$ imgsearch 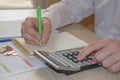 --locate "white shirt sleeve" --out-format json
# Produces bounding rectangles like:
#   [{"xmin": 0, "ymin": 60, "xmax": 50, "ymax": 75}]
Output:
[{"xmin": 42, "ymin": 0, "xmax": 94, "ymax": 30}]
